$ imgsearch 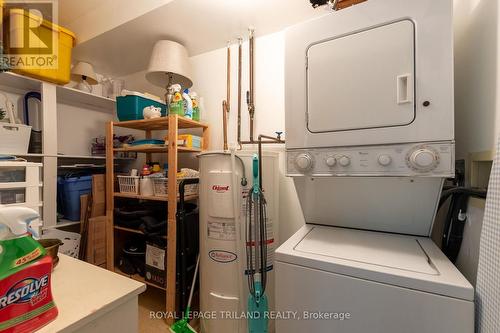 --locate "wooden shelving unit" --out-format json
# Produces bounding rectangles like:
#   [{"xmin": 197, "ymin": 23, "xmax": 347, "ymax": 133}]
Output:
[{"xmin": 105, "ymin": 115, "xmax": 209, "ymax": 324}]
